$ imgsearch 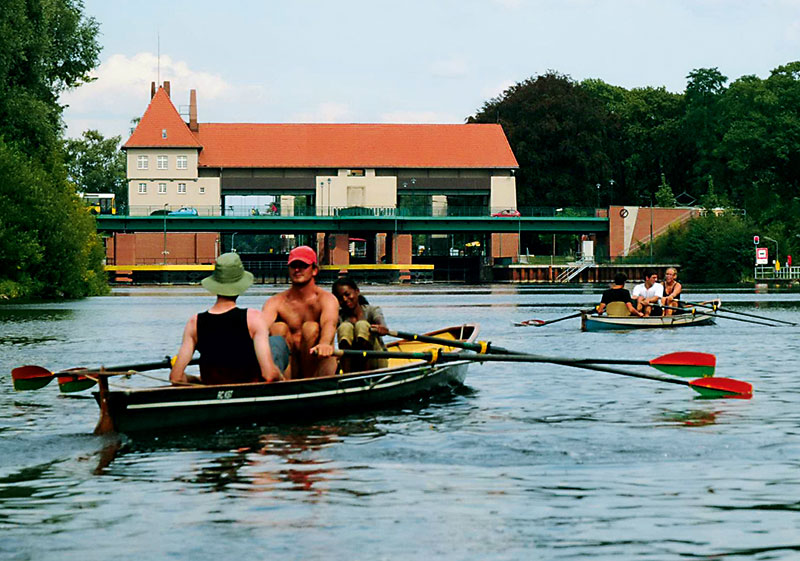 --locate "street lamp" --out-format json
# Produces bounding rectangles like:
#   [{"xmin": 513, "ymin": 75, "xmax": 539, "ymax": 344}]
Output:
[
  {"xmin": 763, "ymin": 235, "xmax": 779, "ymax": 266},
  {"xmin": 327, "ymin": 177, "xmax": 331, "ymax": 216},
  {"xmin": 231, "ymin": 232, "xmax": 237, "ymax": 253},
  {"xmin": 319, "ymin": 181, "xmax": 324, "ymax": 216},
  {"xmin": 596, "ymin": 183, "xmax": 601, "ymax": 208},
  {"xmin": 162, "ymin": 203, "xmax": 169, "ymax": 265}
]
